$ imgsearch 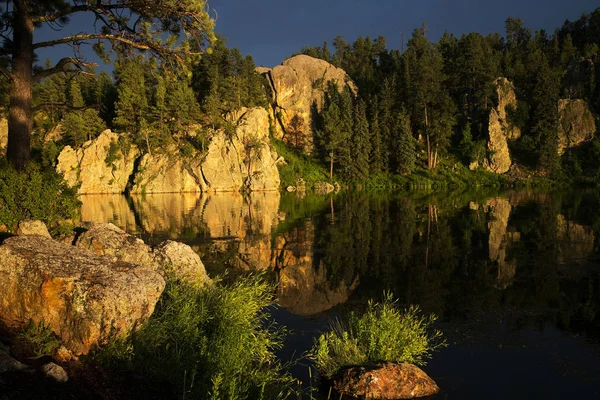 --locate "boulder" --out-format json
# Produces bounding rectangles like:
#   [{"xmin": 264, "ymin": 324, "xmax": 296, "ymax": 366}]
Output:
[
  {"xmin": 16, "ymin": 220, "xmax": 51, "ymax": 239},
  {"xmin": 314, "ymin": 181, "xmax": 334, "ymax": 194},
  {"xmin": 56, "ymin": 130, "xmax": 139, "ymax": 194},
  {"xmin": 259, "ymin": 55, "xmax": 357, "ymax": 151},
  {"xmin": 484, "ymin": 78, "xmax": 520, "ymax": 174},
  {"xmin": 201, "ymin": 107, "xmax": 280, "ymax": 192},
  {"xmin": 557, "ymin": 99, "xmax": 596, "ymax": 155},
  {"xmin": 0, "ymin": 341, "xmax": 32, "ymax": 374},
  {"xmin": 75, "ymin": 222, "xmax": 211, "ymax": 284},
  {"xmin": 129, "ymin": 151, "xmax": 205, "ymax": 194},
  {"xmin": 334, "ymin": 363, "xmax": 440, "ymax": 400},
  {"xmin": 40, "ymin": 362, "xmax": 69, "ymax": 383},
  {"xmin": 155, "ymin": 240, "xmax": 211, "ymax": 285},
  {"xmin": 0, "ymin": 235, "xmax": 165, "ymax": 355}
]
